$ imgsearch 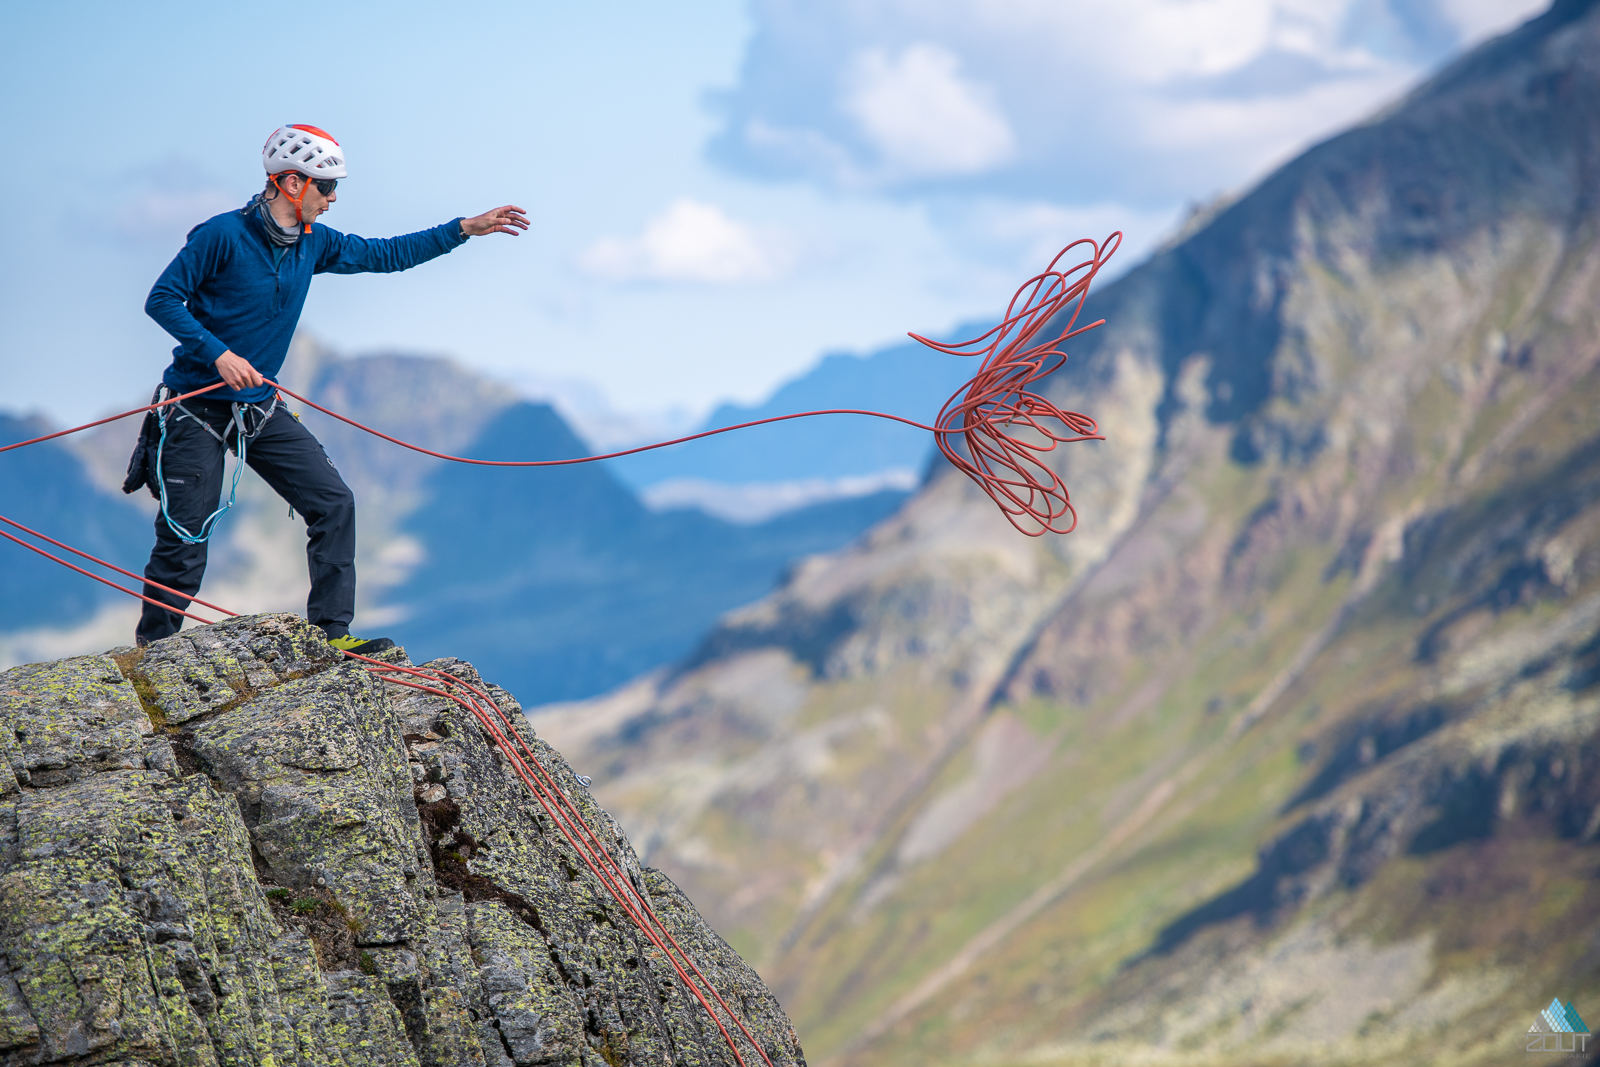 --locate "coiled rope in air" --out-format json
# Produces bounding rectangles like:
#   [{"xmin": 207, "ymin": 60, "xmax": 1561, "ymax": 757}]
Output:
[
  {"xmin": 263, "ymin": 232, "xmax": 1119, "ymax": 536},
  {"xmin": 919, "ymin": 233, "xmax": 1120, "ymax": 534},
  {"xmin": 0, "ymin": 234, "xmax": 1120, "ymax": 1064},
  {"xmin": 4, "ymin": 234, "xmax": 1116, "ymax": 543}
]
